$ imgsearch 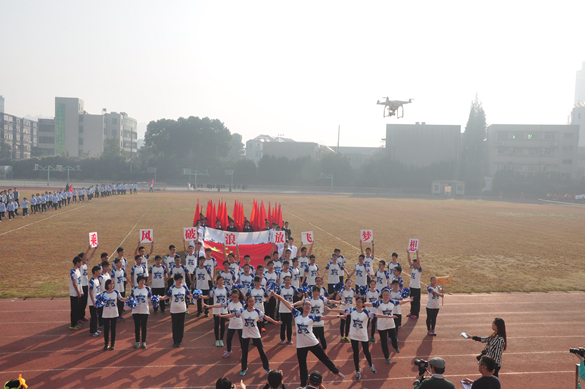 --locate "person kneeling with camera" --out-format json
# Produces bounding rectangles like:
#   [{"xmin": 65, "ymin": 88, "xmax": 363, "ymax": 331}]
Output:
[{"xmin": 413, "ymin": 357, "xmax": 455, "ymax": 389}]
